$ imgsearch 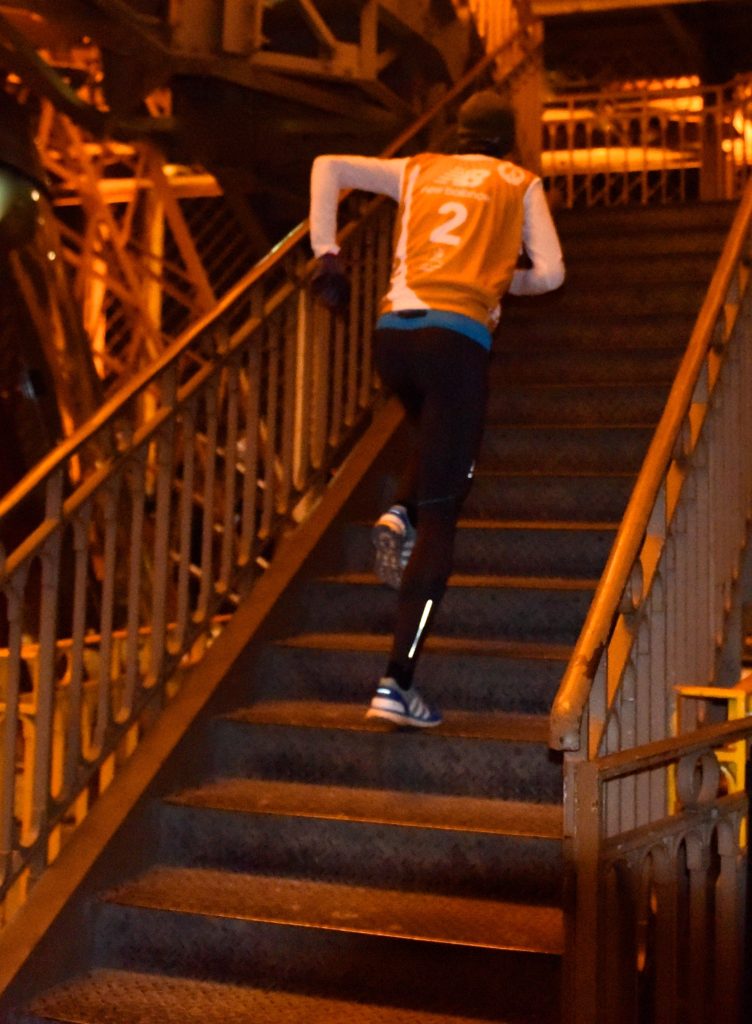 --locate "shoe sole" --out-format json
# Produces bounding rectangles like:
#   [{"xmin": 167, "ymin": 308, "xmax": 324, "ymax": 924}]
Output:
[
  {"xmin": 365, "ymin": 706, "xmax": 442, "ymax": 728},
  {"xmin": 371, "ymin": 524, "xmax": 405, "ymax": 590}
]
